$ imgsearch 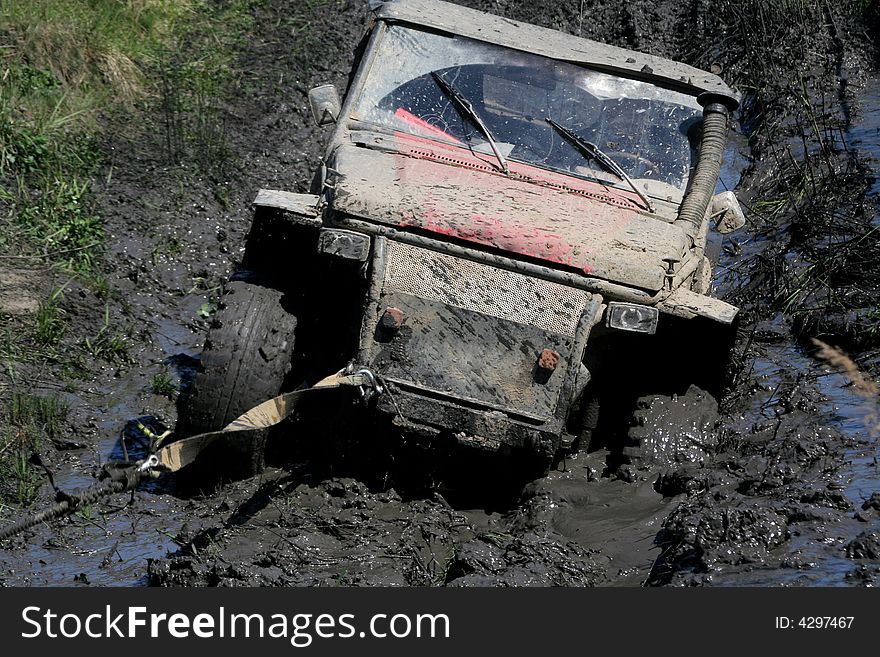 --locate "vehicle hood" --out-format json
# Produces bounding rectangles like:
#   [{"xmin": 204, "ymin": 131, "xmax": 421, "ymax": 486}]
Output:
[{"xmin": 330, "ymin": 138, "xmax": 690, "ymax": 291}]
